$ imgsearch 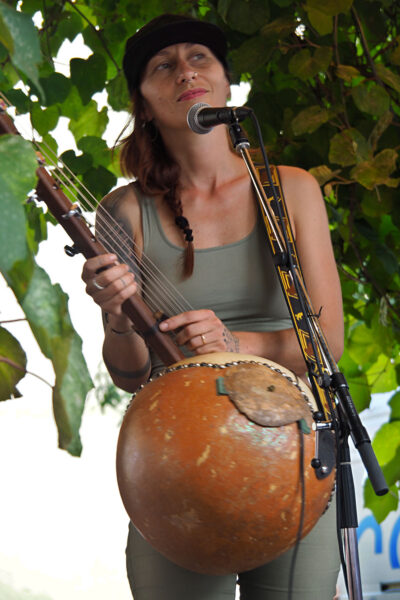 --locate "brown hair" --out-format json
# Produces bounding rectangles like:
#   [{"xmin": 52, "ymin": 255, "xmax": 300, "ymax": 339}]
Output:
[{"xmin": 119, "ymin": 90, "xmax": 194, "ymax": 278}]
